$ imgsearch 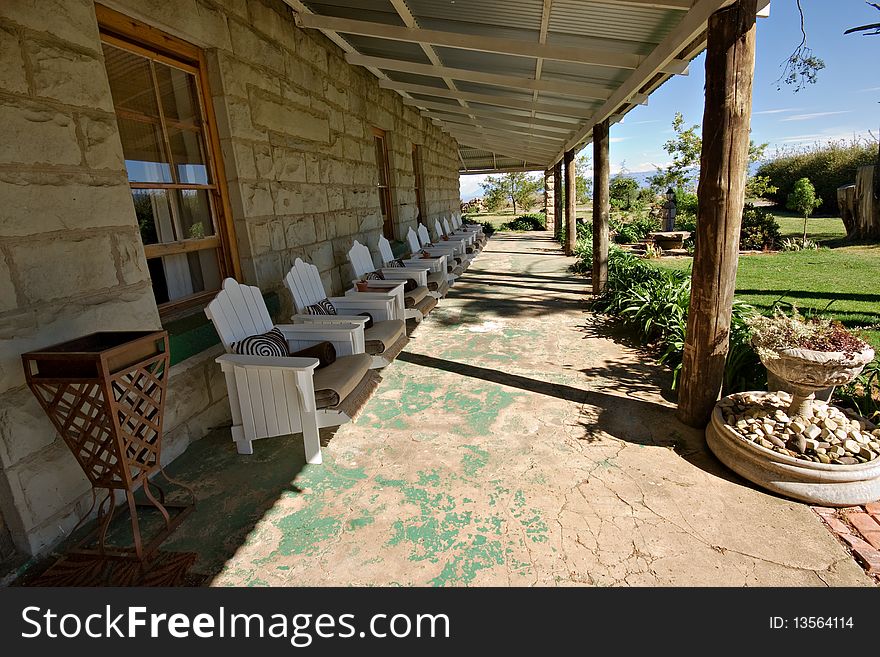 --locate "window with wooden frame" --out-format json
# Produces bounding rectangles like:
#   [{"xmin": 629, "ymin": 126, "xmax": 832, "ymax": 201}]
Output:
[
  {"xmin": 372, "ymin": 127, "xmax": 395, "ymax": 239},
  {"xmin": 97, "ymin": 5, "xmax": 238, "ymax": 314},
  {"xmin": 412, "ymin": 144, "xmax": 426, "ymax": 225}
]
